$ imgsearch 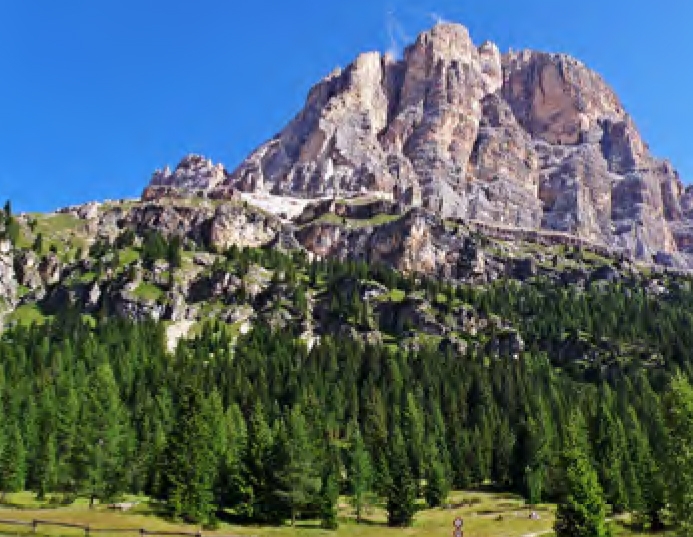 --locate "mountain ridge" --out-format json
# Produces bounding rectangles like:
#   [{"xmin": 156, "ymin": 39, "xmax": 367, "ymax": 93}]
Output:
[{"xmin": 143, "ymin": 22, "xmax": 693, "ymax": 268}]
